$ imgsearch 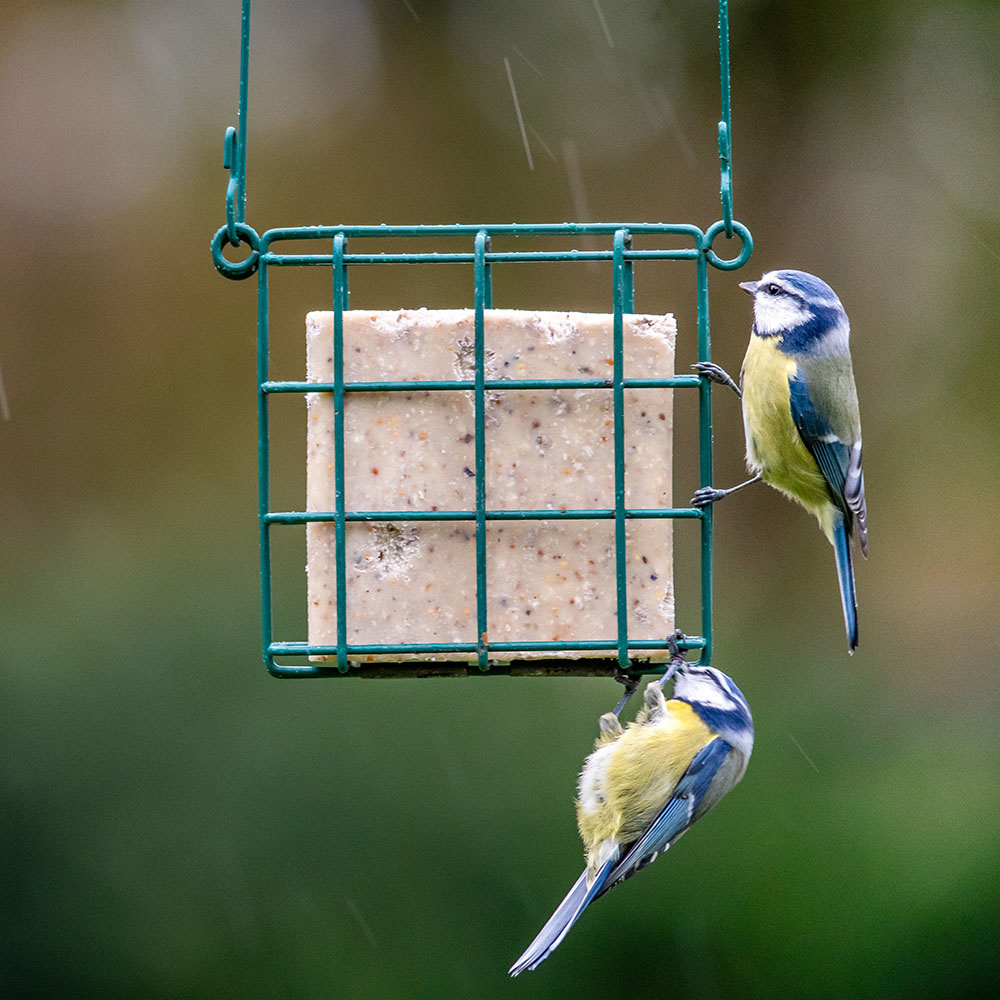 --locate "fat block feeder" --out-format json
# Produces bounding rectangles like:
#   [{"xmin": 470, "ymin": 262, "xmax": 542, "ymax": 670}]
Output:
[
  {"xmin": 211, "ymin": 0, "xmax": 754, "ymax": 679},
  {"xmin": 306, "ymin": 308, "xmax": 677, "ymax": 664}
]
